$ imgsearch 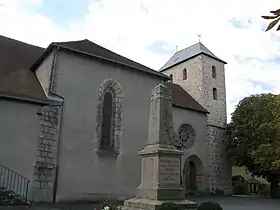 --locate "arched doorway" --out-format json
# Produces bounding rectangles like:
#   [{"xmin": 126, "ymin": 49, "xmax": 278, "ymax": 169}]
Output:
[
  {"xmin": 184, "ymin": 155, "xmax": 203, "ymax": 194},
  {"xmin": 186, "ymin": 161, "xmax": 196, "ymax": 191}
]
